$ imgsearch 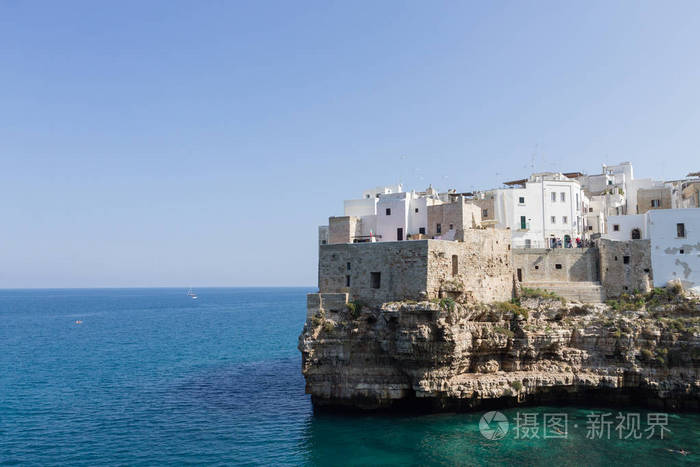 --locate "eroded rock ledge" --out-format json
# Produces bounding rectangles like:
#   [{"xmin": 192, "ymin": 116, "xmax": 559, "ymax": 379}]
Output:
[{"xmin": 298, "ymin": 291, "xmax": 700, "ymax": 411}]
